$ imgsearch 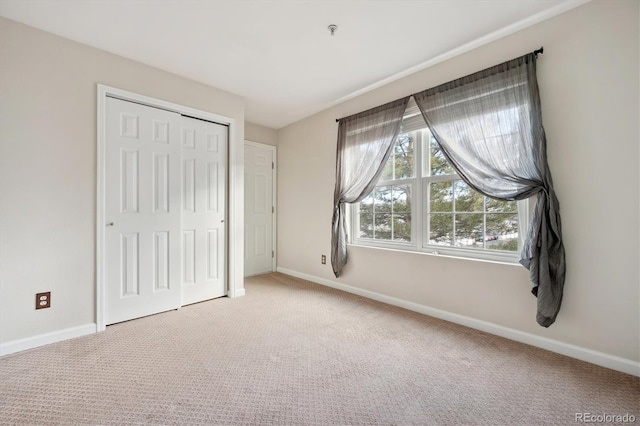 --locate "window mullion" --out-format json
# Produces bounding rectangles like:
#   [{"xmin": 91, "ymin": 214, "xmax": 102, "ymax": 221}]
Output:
[
  {"xmin": 452, "ymin": 181, "xmax": 456, "ymax": 247},
  {"xmin": 483, "ymin": 196, "xmax": 487, "ymax": 249},
  {"xmin": 391, "ymin": 185, "xmax": 395, "ymax": 241},
  {"xmin": 372, "ymin": 188, "xmax": 376, "ymax": 240},
  {"xmin": 423, "ymin": 177, "xmax": 430, "ymax": 249},
  {"xmin": 391, "ymin": 149, "xmax": 396, "ymax": 181},
  {"xmin": 414, "ymin": 130, "xmax": 423, "ymax": 248}
]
